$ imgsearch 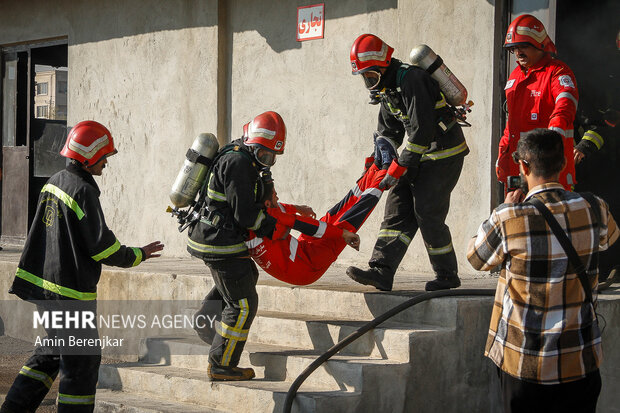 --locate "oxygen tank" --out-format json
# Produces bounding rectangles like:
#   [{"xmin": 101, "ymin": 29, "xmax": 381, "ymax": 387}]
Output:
[
  {"xmin": 409, "ymin": 44, "xmax": 468, "ymax": 107},
  {"xmin": 169, "ymin": 133, "xmax": 219, "ymax": 208}
]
